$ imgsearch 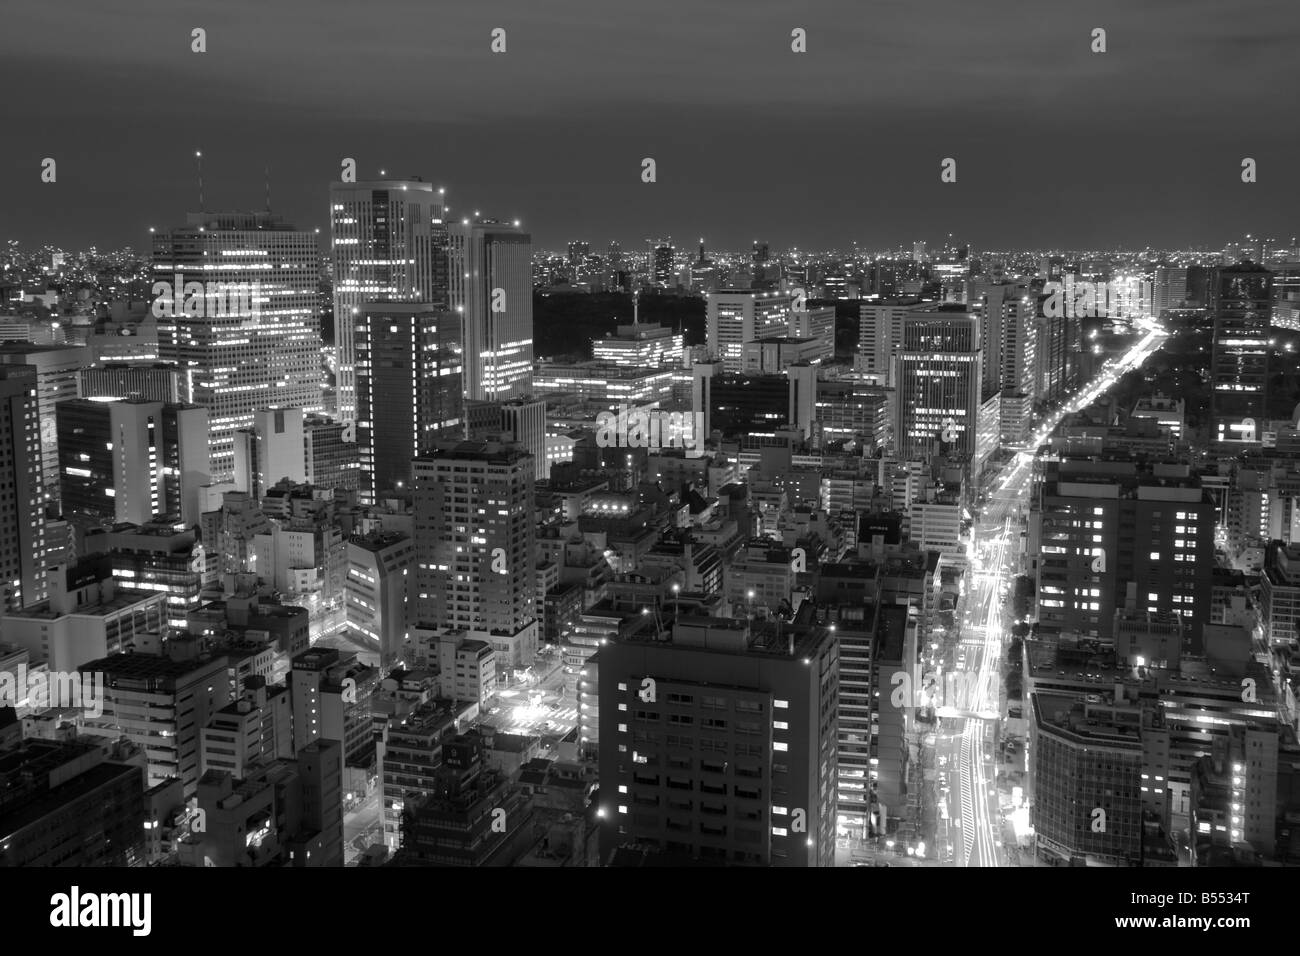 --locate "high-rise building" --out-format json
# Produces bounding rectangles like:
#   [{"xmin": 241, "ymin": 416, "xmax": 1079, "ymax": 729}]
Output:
[
  {"xmin": 706, "ymin": 290, "xmax": 792, "ymax": 372},
  {"xmin": 499, "ymin": 397, "xmax": 547, "ymax": 475},
  {"xmin": 893, "ymin": 309, "xmax": 982, "ymax": 459},
  {"xmin": 1209, "ymin": 264, "xmax": 1272, "ymax": 447},
  {"xmin": 346, "ymin": 530, "xmax": 415, "ymax": 670},
  {"xmin": 0, "ymin": 342, "xmax": 89, "ymax": 508},
  {"xmin": 1031, "ymin": 458, "xmax": 1217, "ymax": 646},
  {"xmin": 355, "ymin": 303, "xmax": 463, "ymax": 502},
  {"xmin": 449, "ymin": 219, "xmax": 533, "ymax": 402},
  {"xmin": 596, "ymin": 615, "xmax": 839, "ymax": 866},
  {"xmin": 153, "ymin": 212, "xmax": 324, "ymax": 483},
  {"xmin": 329, "ymin": 180, "xmax": 449, "ymax": 422},
  {"xmin": 232, "ymin": 406, "xmax": 307, "ymax": 501},
  {"xmin": 412, "ymin": 440, "xmax": 538, "ymax": 669},
  {"xmin": 79, "ymin": 363, "xmax": 181, "ymax": 403},
  {"xmin": 57, "ymin": 398, "xmax": 209, "ymax": 530},
  {"xmin": 304, "ymin": 413, "xmax": 360, "ymax": 492},
  {"xmin": 649, "ymin": 239, "xmax": 676, "ymax": 287},
  {"xmin": 969, "ymin": 279, "xmax": 1036, "ymax": 405},
  {"xmin": 0, "ymin": 365, "xmax": 46, "ymax": 612},
  {"xmin": 1153, "ymin": 266, "xmax": 1189, "ymax": 318},
  {"xmin": 857, "ymin": 299, "xmax": 924, "ymax": 385},
  {"xmin": 1261, "ymin": 541, "xmax": 1300, "ymax": 647},
  {"xmin": 1270, "ymin": 261, "xmax": 1300, "ymax": 330}
]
